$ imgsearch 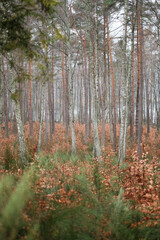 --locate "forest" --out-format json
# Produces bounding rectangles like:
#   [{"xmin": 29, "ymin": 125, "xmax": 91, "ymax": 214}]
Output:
[{"xmin": 0, "ymin": 0, "xmax": 160, "ymax": 239}]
